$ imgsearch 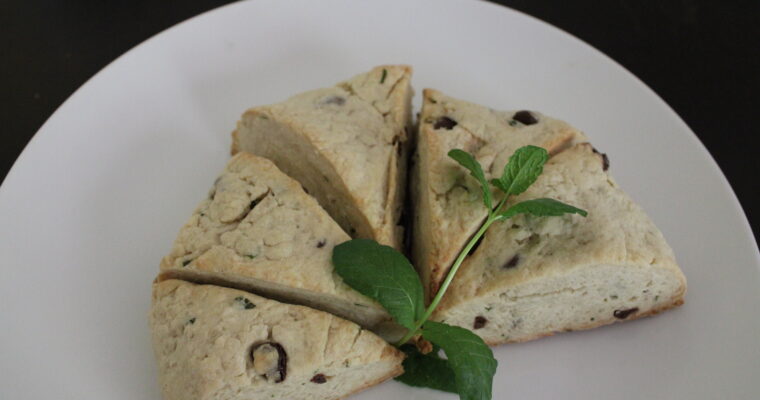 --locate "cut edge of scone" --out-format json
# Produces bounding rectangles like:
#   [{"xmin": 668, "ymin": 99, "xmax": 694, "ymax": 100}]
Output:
[
  {"xmin": 432, "ymin": 143, "xmax": 687, "ymax": 346},
  {"xmin": 159, "ymin": 152, "xmax": 403, "ymax": 342},
  {"xmin": 151, "ymin": 279, "xmax": 404, "ymax": 400},
  {"xmin": 231, "ymin": 65, "xmax": 414, "ymax": 250},
  {"xmin": 436, "ymin": 263, "xmax": 686, "ymax": 346},
  {"xmin": 412, "ymin": 88, "xmax": 588, "ymax": 301}
]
